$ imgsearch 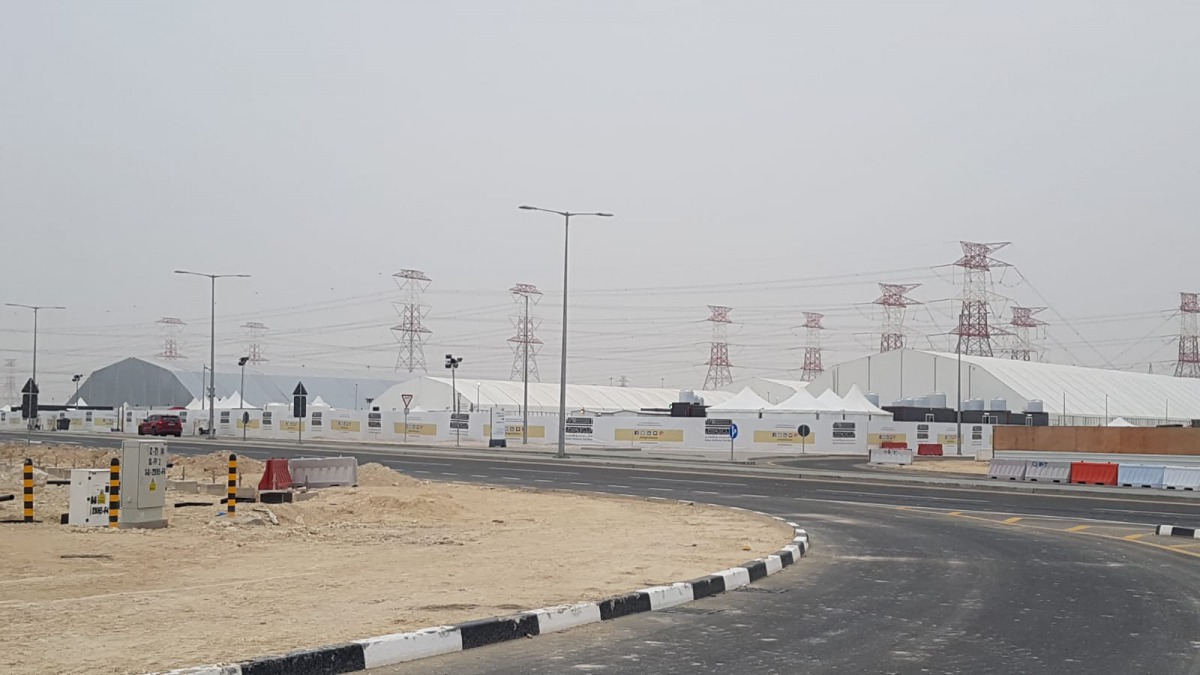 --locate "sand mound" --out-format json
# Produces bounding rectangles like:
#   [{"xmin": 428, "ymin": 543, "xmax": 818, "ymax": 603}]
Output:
[{"xmin": 358, "ymin": 462, "xmax": 423, "ymax": 487}]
